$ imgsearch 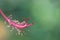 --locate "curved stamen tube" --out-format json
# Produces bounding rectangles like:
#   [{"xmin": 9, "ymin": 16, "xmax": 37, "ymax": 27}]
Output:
[{"xmin": 0, "ymin": 9, "xmax": 33, "ymax": 29}]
